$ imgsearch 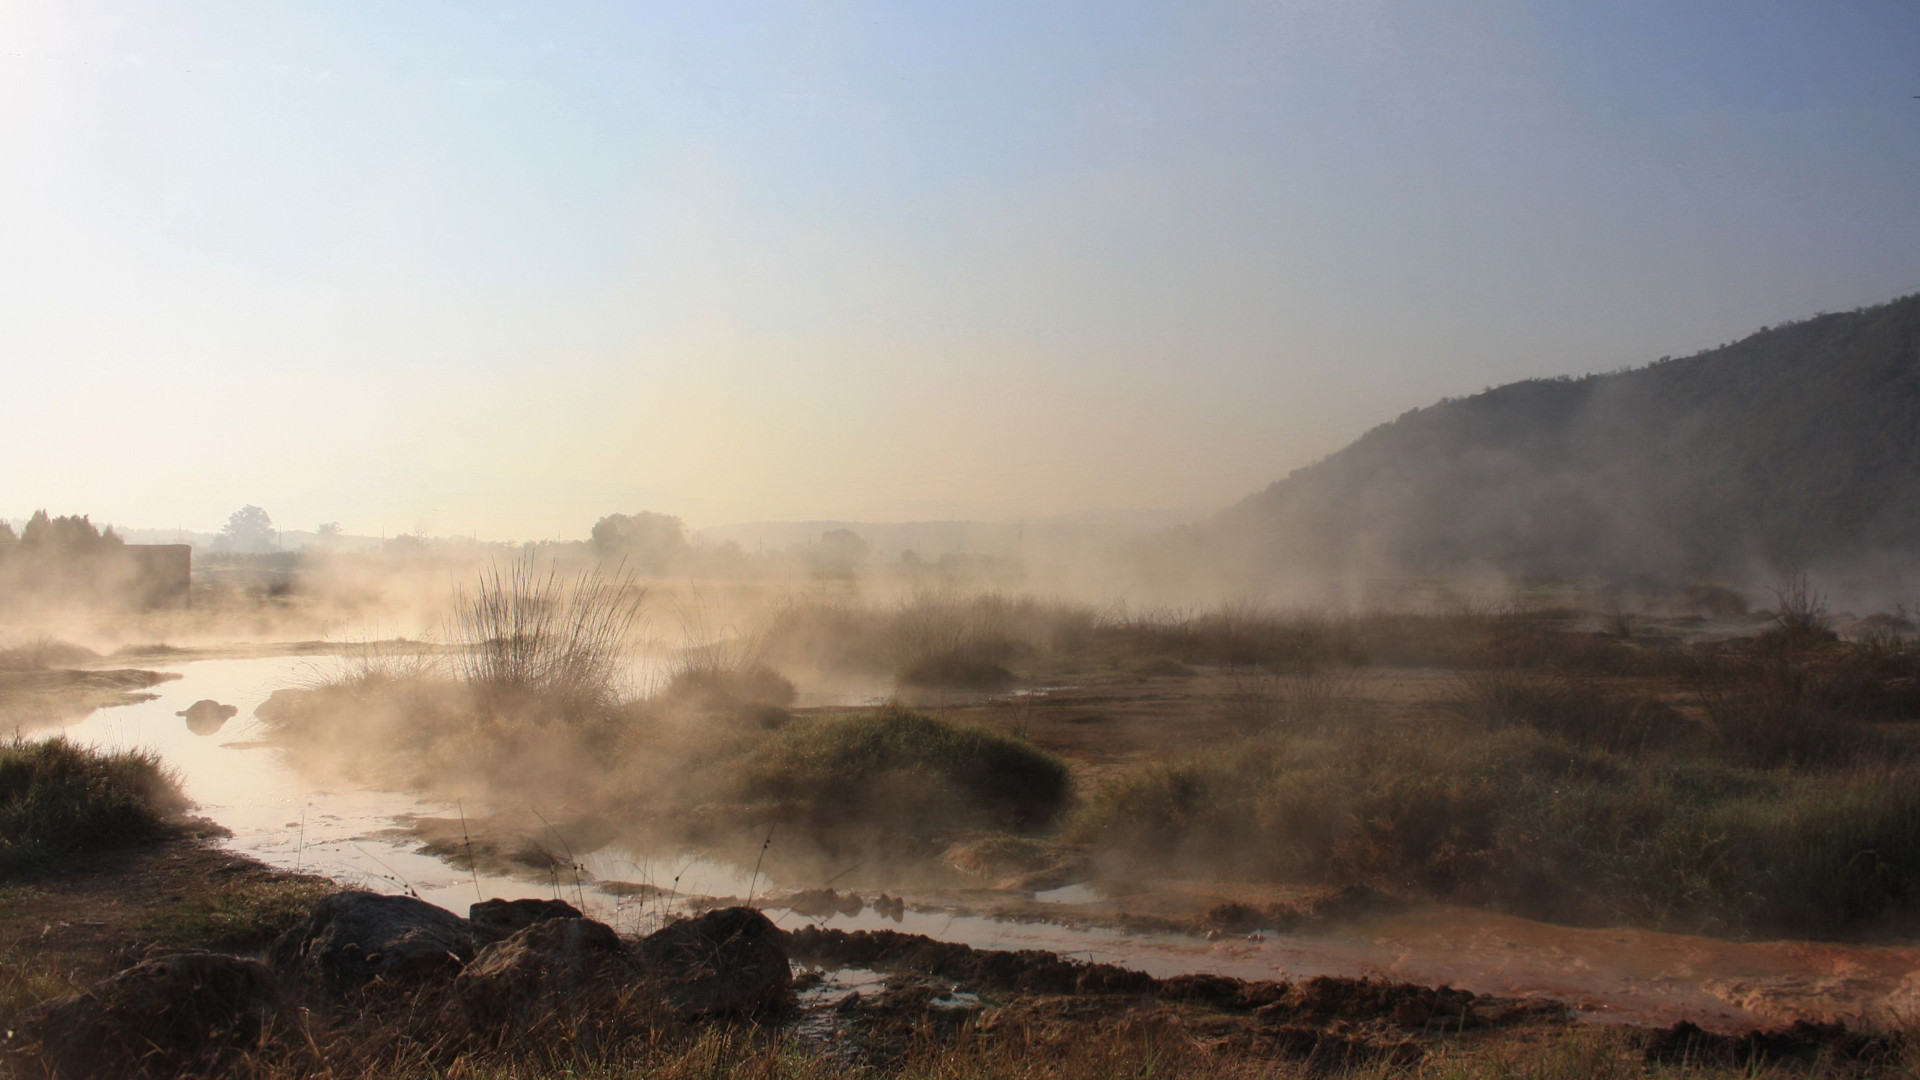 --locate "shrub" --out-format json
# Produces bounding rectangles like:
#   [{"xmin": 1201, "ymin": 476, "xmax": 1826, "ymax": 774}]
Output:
[
  {"xmin": 1757, "ymin": 570, "xmax": 1837, "ymax": 652},
  {"xmin": 898, "ymin": 650, "xmax": 1014, "ymax": 687},
  {"xmin": 0, "ymin": 737, "xmax": 189, "ymax": 874},
  {"xmin": 1696, "ymin": 657, "xmax": 1870, "ymax": 766},
  {"xmin": 660, "ymin": 664, "xmax": 797, "ymax": 727},
  {"xmin": 739, "ymin": 707, "xmax": 1072, "ymax": 841}
]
